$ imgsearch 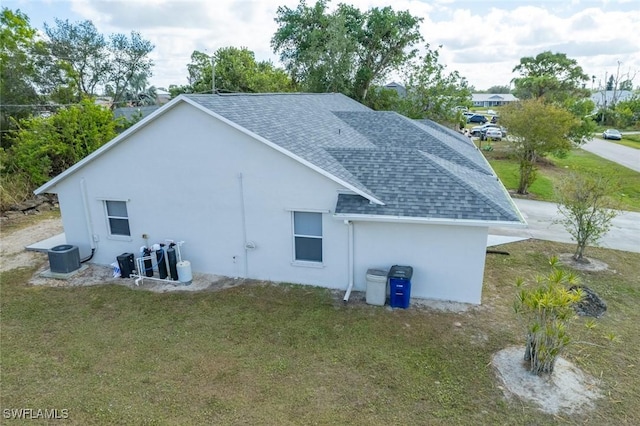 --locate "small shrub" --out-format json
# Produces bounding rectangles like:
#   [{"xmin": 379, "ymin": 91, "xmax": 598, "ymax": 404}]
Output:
[{"xmin": 514, "ymin": 257, "xmax": 582, "ymax": 375}]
